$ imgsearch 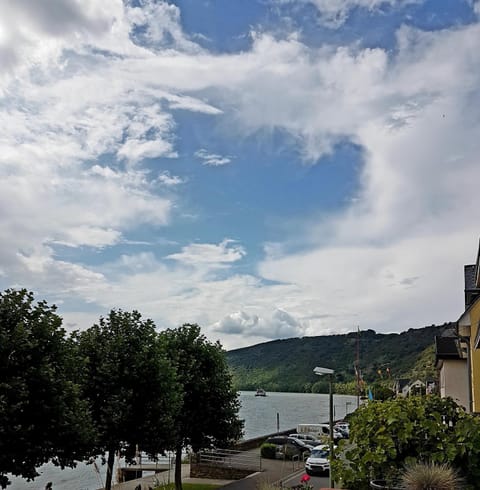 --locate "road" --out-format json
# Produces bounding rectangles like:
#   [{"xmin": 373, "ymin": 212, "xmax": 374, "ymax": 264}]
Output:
[{"xmin": 280, "ymin": 469, "xmax": 330, "ymax": 489}]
